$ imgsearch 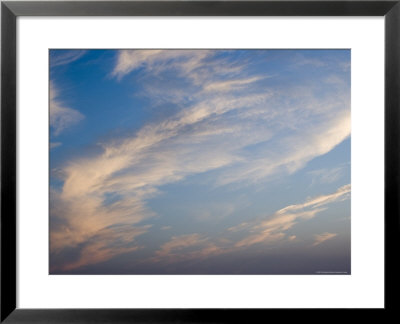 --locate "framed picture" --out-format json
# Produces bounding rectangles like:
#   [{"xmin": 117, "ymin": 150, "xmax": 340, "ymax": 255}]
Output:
[{"xmin": 1, "ymin": 0, "xmax": 399, "ymax": 322}]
